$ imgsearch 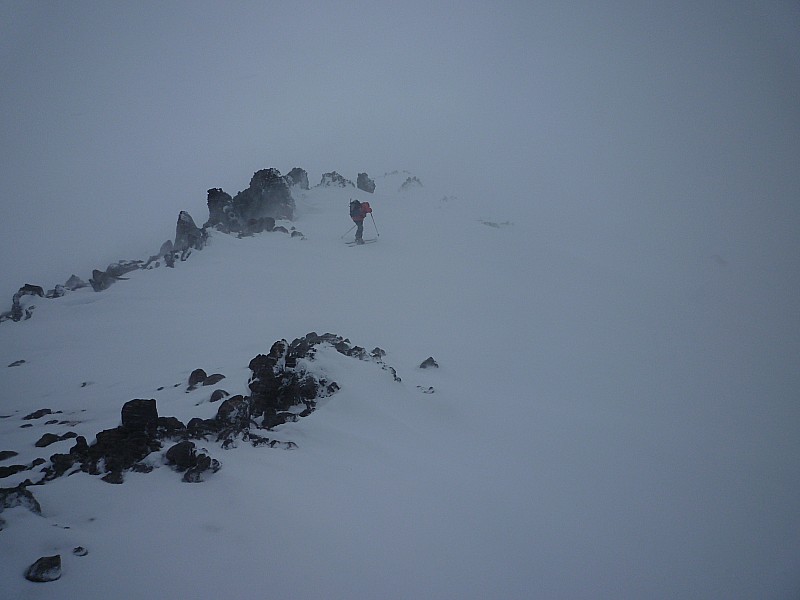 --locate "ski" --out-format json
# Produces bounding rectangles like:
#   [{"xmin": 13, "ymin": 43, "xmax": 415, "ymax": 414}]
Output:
[{"xmin": 345, "ymin": 238, "xmax": 378, "ymax": 246}]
